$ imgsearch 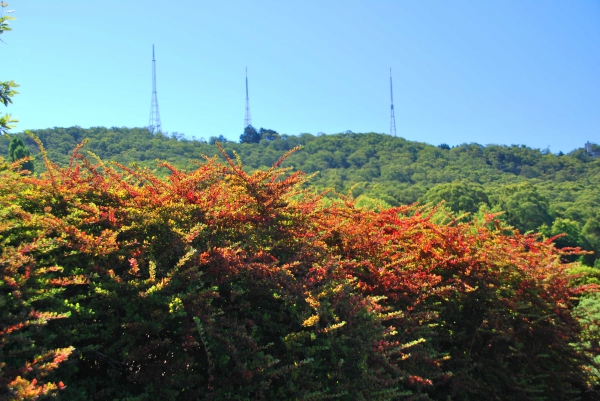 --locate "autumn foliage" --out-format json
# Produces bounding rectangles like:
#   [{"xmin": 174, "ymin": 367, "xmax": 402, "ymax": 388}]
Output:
[{"xmin": 0, "ymin": 139, "xmax": 598, "ymax": 400}]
